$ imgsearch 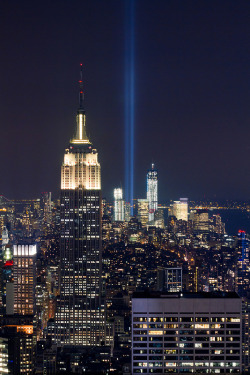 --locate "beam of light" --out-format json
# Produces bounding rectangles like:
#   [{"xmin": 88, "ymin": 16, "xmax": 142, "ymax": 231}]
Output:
[{"xmin": 125, "ymin": 0, "xmax": 135, "ymax": 215}]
